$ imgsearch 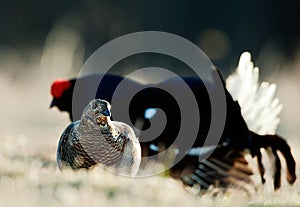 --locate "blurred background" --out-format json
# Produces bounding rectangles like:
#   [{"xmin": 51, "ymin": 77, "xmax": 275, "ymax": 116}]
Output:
[
  {"xmin": 0, "ymin": 0, "xmax": 300, "ymax": 206},
  {"xmin": 2, "ymin": 0, "xmax": 300, "ymax": 70},
  {"xmin": 1, "ymin": 0, "xmax": 300, "ymax": 148}
]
